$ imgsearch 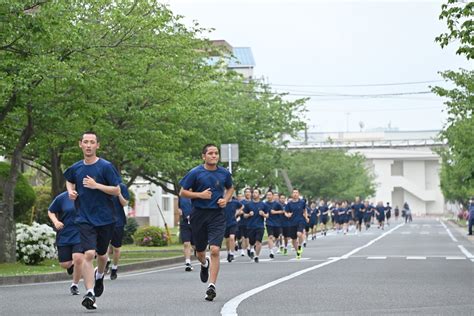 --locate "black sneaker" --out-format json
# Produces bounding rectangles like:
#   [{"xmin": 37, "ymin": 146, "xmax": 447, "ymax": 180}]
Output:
[
  {"xmin": 67, "ymin": 264, "xmax": 74, "ymax": 275},
  {"xmin": 104, "ymin": 260, "xmax": 111, "ymax": 275},
  {"xmin": 227, "ymin": 253, "xmax": 232, "ymax": 262},
  {"xmin": 70, "ymin": 285, "xmax": 80, "ymax": 295},
  {"xmin": 269, "ymin": 253, "xmax": 274, "ymax": 259},
  {"xmin": 254, "ymin": 257, "xmax": 259, "ymax": 263},
  {"xmin": 81, "ymin": 292, "xmax": 97, "ymax": 310},
  {"xmin": 185, "ymin": 263, "xmax": 193, "ymax": 272},
  {"xmin": 94, "ymin": 269, "xmax": 105, "ymax": 297},
  {"xmin": 110, "ymin": 268, "xmax": 118, "ymax": 280},
  {"xmin": 229, "ymin": 253, "xmax": 234, "ymax": 262},
  {"xmin": 249, "ymin": 251, "xmax": 255, "ymax": 260},
  {"xmin": 205, "ymin": 284, "xmax": 216, "ymax": 301},
  {"xmin": 200, "ymin": 258, "xmax": 209, "ymax": 283},
  {"xmin": 247, "ymin": 249, "xmax": 251, "ymax": 257}
]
